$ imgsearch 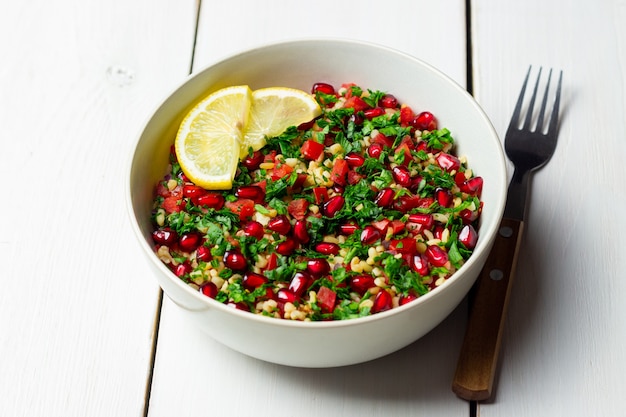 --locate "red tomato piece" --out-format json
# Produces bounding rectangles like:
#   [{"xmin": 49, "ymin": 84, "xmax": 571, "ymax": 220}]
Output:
[
  {"xmin": 301, "ymin": 139, "xmax": 325, "ymax": 161},
  {"xmin": 317, "ymin": 286, "xmax": 337, "ymax": 314},
  {"xmin": 225, "ymin": 199, "xmax": 255, "ymax": 221},
  {"xmin": 389, "ymin": 237, "xmax": 418, "ymax": 254},
  {"xmin": 400, "ymin": 105, "xmax": 415, "ymax": 125},
  {"xmin": 271, "ymin": 163, "xmax": 293, "ymax": 181},
  {"xmin": 394, "ymin": 142, "xmax": 412, "ymax": 165},
  {"xmin": 312, "ymin": 187, "xmax": 329, "ymax": 205},
  {"xmin": 330, "ymin": 158, "xmax": 349, "ymax": 186},
  {"xmin": 265, "ymin": 253, "xmax": 278, "ymax": 271},
  {"xmin": 343, "ymin": 96, "xmax": 369, "ymax": 112},
  {"xmin": 162, "ymin": 196, "xmax": 184, "ymax": 213},
  {"xmin": 287, "ymin": 198, "xmax": 309, "ymax": 221}
]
